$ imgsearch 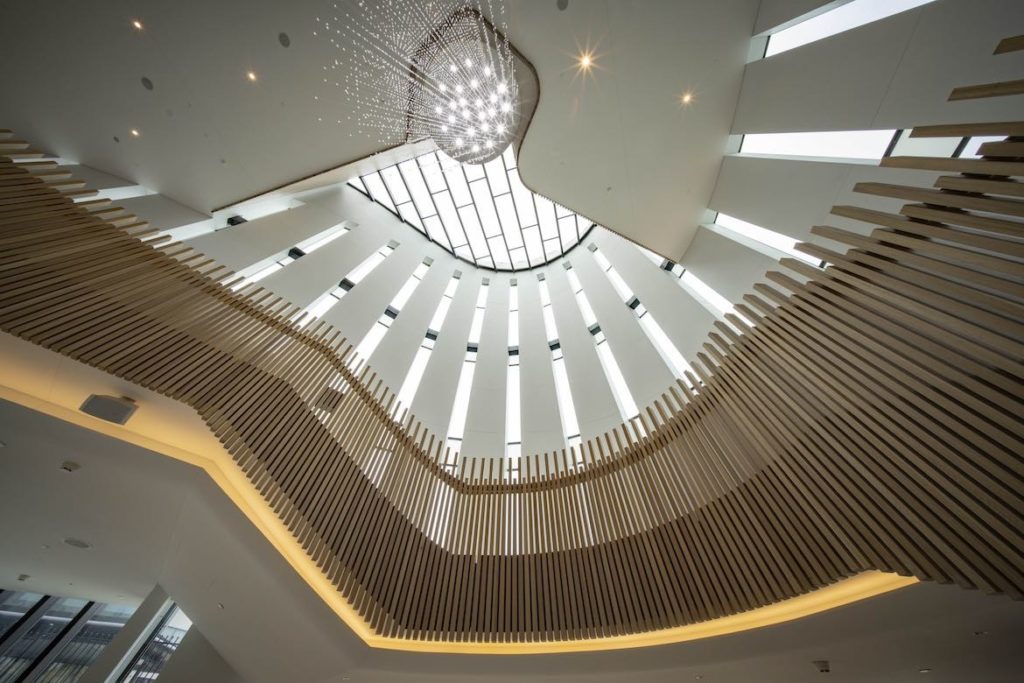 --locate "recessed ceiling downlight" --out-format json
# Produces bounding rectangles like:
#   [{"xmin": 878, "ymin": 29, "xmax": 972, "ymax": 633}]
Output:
[
  {"xmin": 278, "ymin": 32, "xmax": 290, "ymax": 47},
  {"xmin": 141, "ymin": 76, "xmax": 154, "ymax": 90},
  {"xmin": 63, "ymin": 537, "xmax": 92, "ymax": 549}
]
